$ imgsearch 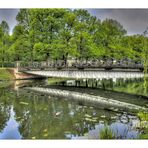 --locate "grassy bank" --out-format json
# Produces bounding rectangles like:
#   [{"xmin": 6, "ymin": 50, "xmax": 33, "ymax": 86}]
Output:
[{"xmin": 0, "ymin": 68, "xmax": 14, "ymax": 81}]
